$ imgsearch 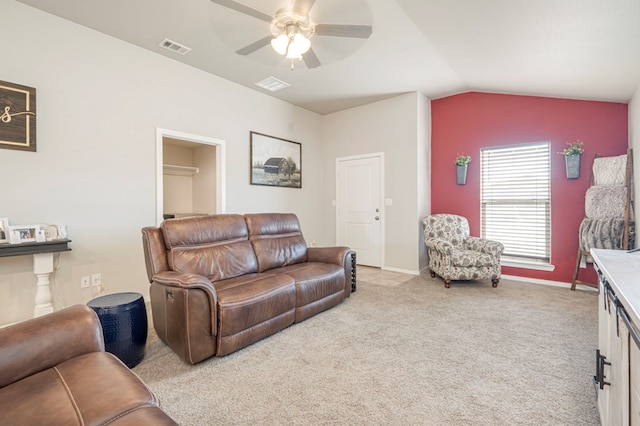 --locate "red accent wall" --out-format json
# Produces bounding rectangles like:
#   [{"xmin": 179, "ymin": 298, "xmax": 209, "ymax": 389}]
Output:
[{"xmin": 431, "ymin": 92, "xmax": 628, "ymax": 285}]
